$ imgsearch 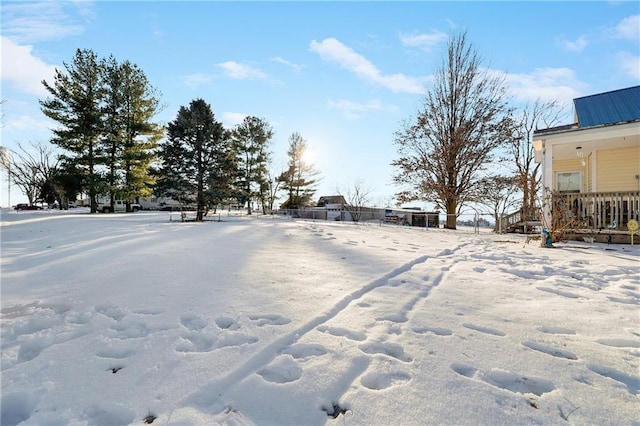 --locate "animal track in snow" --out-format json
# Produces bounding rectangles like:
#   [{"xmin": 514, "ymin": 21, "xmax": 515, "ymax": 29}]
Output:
[
  {"xmin": 216, "ymin": 333, "xmax": 258, "ymax": 349},
  {"xmin": 175, "ymin": 332, "xmax": 215, "ymax": 353},
  {"xmin": 316, "ymin": 325, "xmax": 366, "ymax": 341},
  {"xmin": 536, "ymin": 287, "xmax": 581, "ymax": 299},
  {"xmin": 96, "ymin": 346, "xmax": 136, "ymax": 359},
  {"xmin": 0, "ymin": 391, "xmax": 40, "ymax": 426},
  {"xmin": 596, "ymin": 338, "xmax": 640, "ymax": 348},
  {"xmin": 94, "ymin": 304, "xmax": 126, "ymax": 321},
  {"xmin": 376, "ymin": 313, "xmax": 408, "ymax": 323},
  {"xmin": 462, "ymin": 323, "xmax": 506, "ymax": 337},
  {"xmin": 522, "ymin": 341, "xmax": 578, "ymax": 360},
  {"xmin": 81, "ymin": 402, "xmax": 136, "ymax": 426},
  {"xmin": 257, "ymin": 356, "xmax": 302, "ymax": 384},
  {"xmin": 358, "ymin": 341, "xmax": 412, "ymax": 362},
  {"xmin": 412, "ymin": 326, "xmax": 453, "ymax": 336},
  {"xmin": 180, "ymin": 314, "xmax": 208, "ymax": 331},
  {"xmin": 282, "ymin": 343, "xmax": 328, "ymax": 359},
  {"xmin": 248, "ymin": 314, "xmax": 291, "ymax": 326},
  {"xmin": 587, "ymin": 363, "xmax": 639, "ymax": 394},
  {"xmin": 360, "ymin": 371, "xmax": 411, "ymax": 390},
  {"xmin": 536, "ymin": 326, "xmax": 576, "ymax": 335},
  {"xmin": 450, "ymin": 363, "xmax": 555, "ymax": 396},
  {"xmin": 607, "ymin": 296, "xmax": 639, "ymax": 305},
  {"xmin": 215, "ymin": 316, "xmax": 240, "ymax": 330}
]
